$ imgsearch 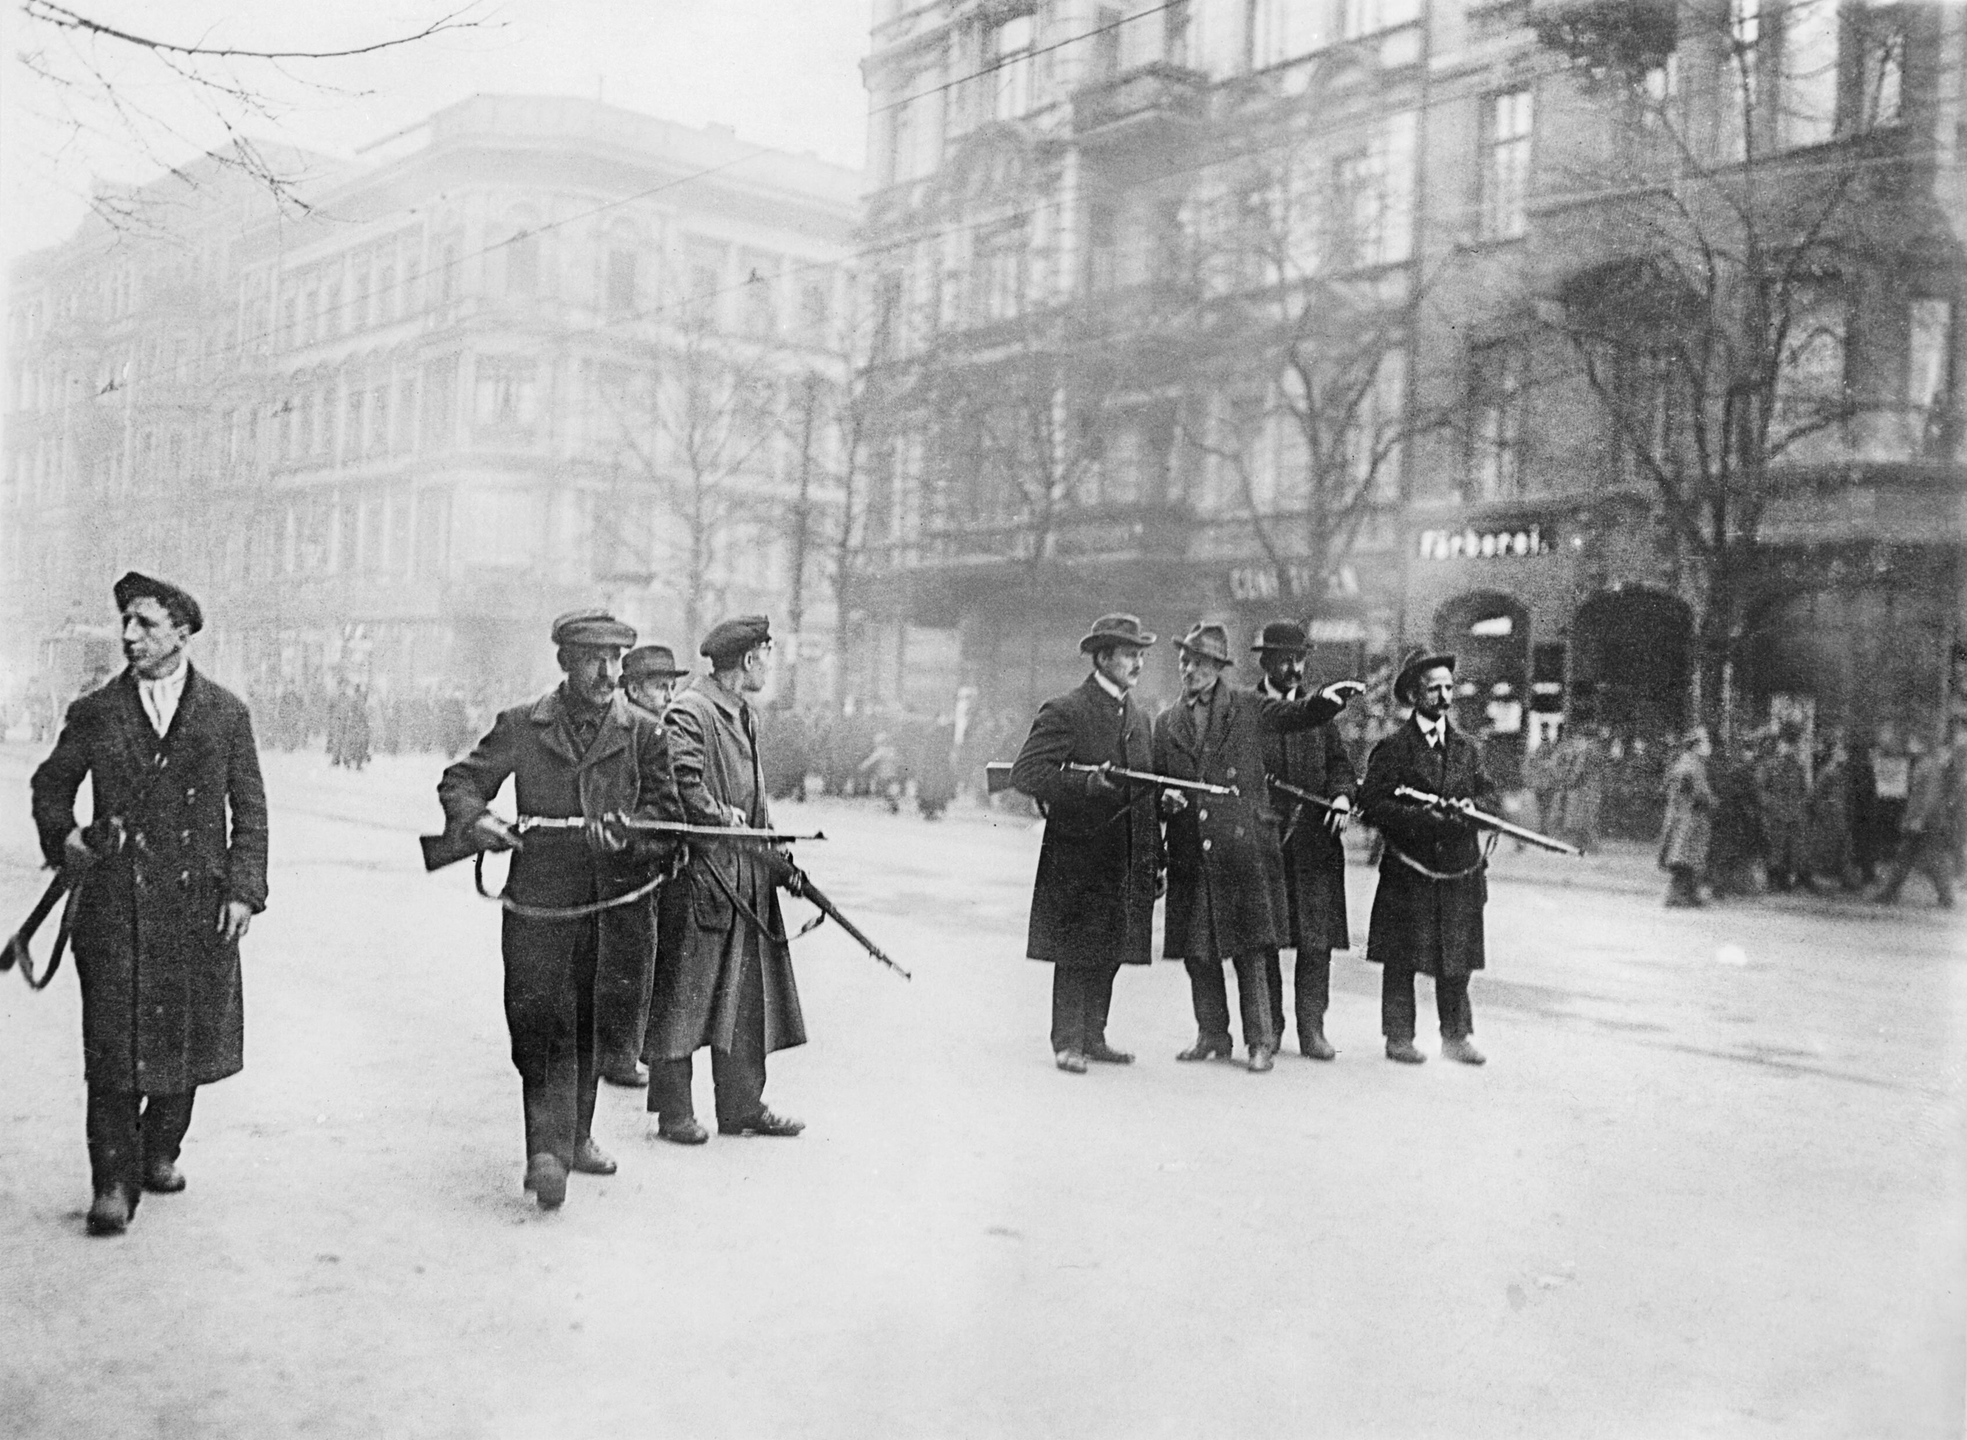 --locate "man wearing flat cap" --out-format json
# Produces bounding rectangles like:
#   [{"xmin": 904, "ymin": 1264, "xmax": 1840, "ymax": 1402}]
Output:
[
  {"xmin": 1358, "ymin": 649, "xmax": 1499, "ymax": 1065},
  {"xmin": 1252, "ymin": 620, "xmax": 1359, "ymax": 1060},
  {"xmin": 1152, "ymin": 622, "xmax": 1362, "ymax": 1072},
  {"xmin": 31, "ymin": 572, "xmax": 268, "ymax": 1236},
  {"xmin": 1010, "ymin": 614, "xmax": 1163, "ymax": 1073},
  {"xmin": 438, "ymin": 608, "xmax": 684, "ymax": 1208},
  {"xmin": 646, "ymin": 614, "xmax": 807, "ymax": 1142}
]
